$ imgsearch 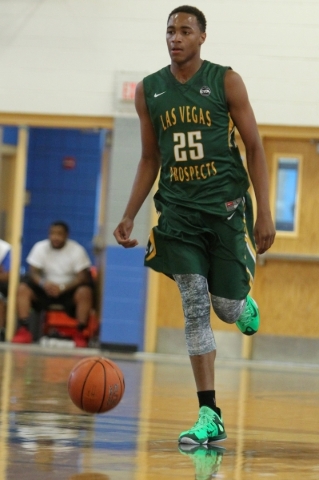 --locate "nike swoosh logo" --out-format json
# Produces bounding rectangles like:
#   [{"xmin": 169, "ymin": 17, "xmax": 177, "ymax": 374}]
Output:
[{"xmin": 154, "ymin": 91, "xmax": 166, "ymax": 98}]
